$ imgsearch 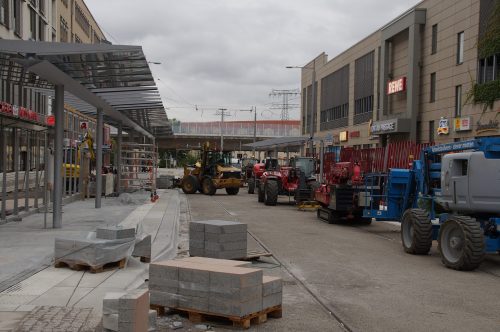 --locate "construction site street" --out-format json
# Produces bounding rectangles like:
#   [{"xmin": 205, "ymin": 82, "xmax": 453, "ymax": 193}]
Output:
[{"xmin": 186, "ymin": 190, "xmax": 500, "ymax": 332}]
